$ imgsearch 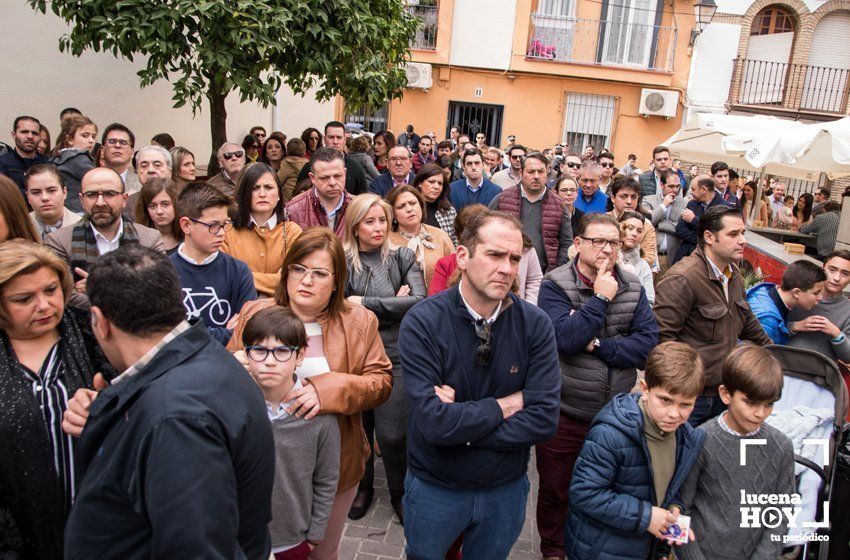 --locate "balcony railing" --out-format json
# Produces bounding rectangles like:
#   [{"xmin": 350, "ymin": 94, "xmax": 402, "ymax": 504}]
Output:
[
  {"xmin": 407, "ymin": 3, "xmax": 438, "ymax": 51},
  {"xmin": 527, "ymin": 13, "xmax": 677, "ymax": 72},
  {"xmin": 730, "ymin": 58, "xmax": 850, "ymax": 115}
]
